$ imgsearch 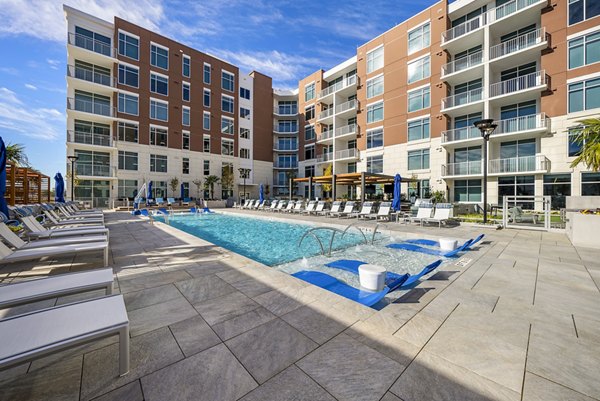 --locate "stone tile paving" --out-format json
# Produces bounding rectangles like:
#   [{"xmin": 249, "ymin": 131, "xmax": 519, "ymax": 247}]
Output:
[{"xmin": 0, "ymin": 210, "xmax": 599, "ymax": 401}]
